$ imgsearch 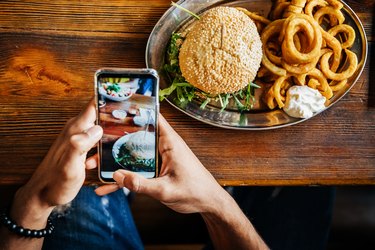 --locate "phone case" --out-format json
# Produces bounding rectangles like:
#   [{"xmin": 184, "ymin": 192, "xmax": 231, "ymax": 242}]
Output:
[{"xmin": 95, "ymin": 68, "xmax": 159, "ymax": 183}]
